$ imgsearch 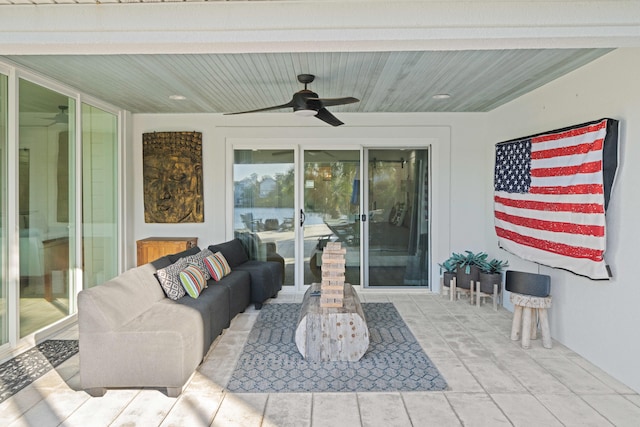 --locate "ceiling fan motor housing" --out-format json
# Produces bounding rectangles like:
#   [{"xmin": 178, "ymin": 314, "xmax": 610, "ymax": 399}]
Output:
[{"xmin": 293, "ymin": 90, "xmax": 321, "ymax": 112}]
